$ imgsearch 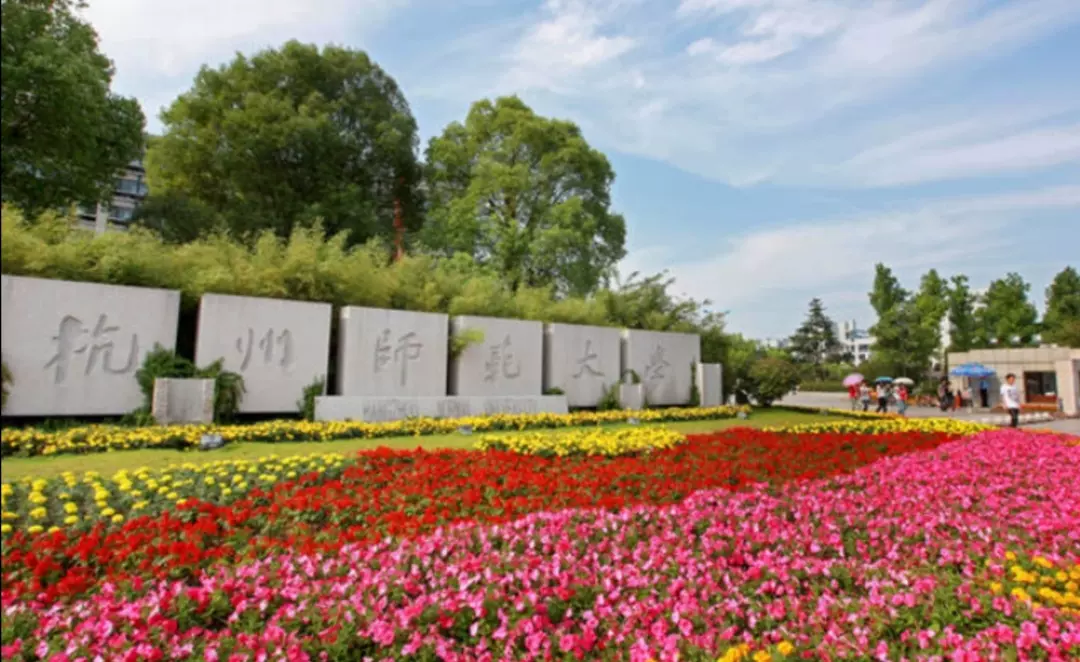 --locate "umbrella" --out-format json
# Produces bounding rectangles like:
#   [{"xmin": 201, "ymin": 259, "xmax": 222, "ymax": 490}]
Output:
[
  {"xmin": 842, "ymin": 373, "xmax": 864, "ymax": 387},
  {"xmin": 875, "ymin": 376, "xmax": 893, "ymax": 383},
  {"xmin": 950, "ymin": 363, "xmax": 995, "ymax": 378},
  {"xmin": 894, "ymin": 377, "xmax": 915, "ymax": 386}
]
